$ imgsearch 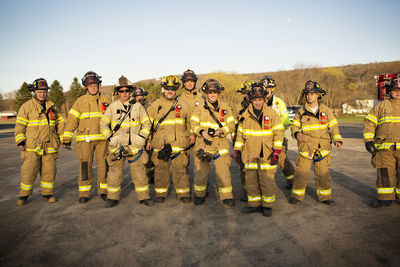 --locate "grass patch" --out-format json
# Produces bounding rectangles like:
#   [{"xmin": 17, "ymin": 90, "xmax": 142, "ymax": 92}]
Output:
[{"xmin": 337, "ymin": 114, "xmax": 365, "ymax": 122}]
